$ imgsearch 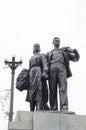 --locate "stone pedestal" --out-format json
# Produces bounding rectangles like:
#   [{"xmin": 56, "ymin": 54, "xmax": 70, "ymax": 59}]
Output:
[
  {"xmin": 8, "ymin": 111, "xmax": 33, "ymax": 130},
  {"xmin": 8, "ymin": 111, "xmax": 86, "ymax": 130}
]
